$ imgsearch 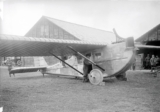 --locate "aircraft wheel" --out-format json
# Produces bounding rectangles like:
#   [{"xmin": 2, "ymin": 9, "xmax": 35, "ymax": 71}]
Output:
[
  {"xmin": 17, "ymin": 60, "xmax": 22, "ymax": 66},
  {"xmin": 88, "ymin": 69, "xmax": 103, "ymax": 85}
]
